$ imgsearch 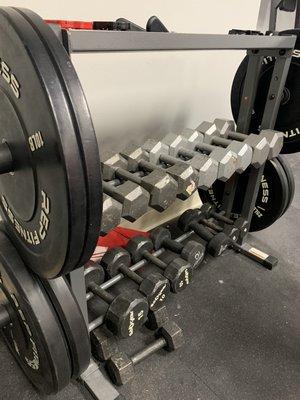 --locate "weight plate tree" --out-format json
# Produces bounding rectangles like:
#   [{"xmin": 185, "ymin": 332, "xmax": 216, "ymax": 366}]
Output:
[
  {"xmin": 0, "ymin": 7, "xmax": 102, "ymax": 278},
  {"xmin": 42, "ymin": 277, "xmax": 90, "ymax": 379},
  {"xmin": 0, "ymin": 228, "xmax": 72, "ymax": 394},
  {"xmin": 199, "ymin": 157, "xmax": 294, "ymax": 231},
  {"xmin": 231, "ymin": 29, "xmax": 300, "ymax": 154}
]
